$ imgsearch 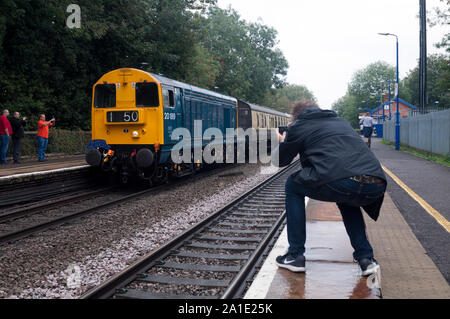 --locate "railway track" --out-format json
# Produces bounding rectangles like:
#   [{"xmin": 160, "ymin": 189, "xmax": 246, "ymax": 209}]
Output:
[
  {"xmin": 81, "ymin": 160, "xmax": 301, "ymax": 299},
  {"xmin": 0, "ymin": 186, "xmax": 117, "ymax": 223},
  {"xmin": 0, "ymin": 164, "xmax": 241, "ymax": 245},
  {"xmin": 0, "ymin": 167, "xmax": 97, "ymax": 208}
]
